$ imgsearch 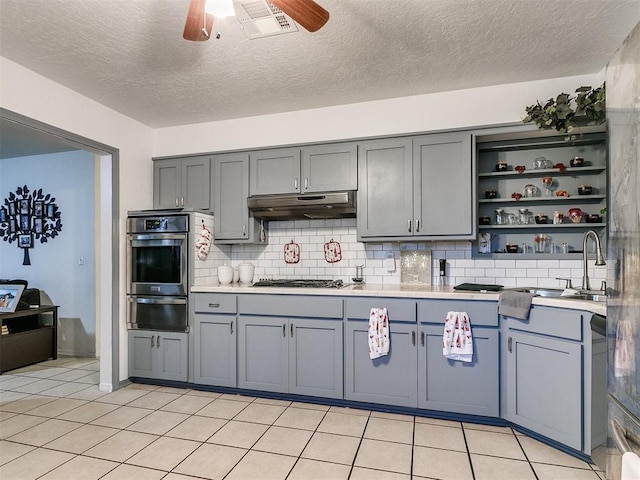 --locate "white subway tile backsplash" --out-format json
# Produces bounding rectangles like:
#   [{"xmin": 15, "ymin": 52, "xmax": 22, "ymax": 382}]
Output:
[{"xmin": 219, "ymin": 219, "xmax": 607, "ymax": 287}]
